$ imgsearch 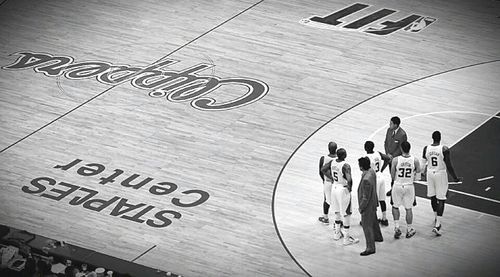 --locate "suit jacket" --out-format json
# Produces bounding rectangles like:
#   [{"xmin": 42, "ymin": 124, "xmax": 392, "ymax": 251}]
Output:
[
  {"xmin": 384, "ymin": 127, "xmax": 407, "ymax": 157},
  {"xmin": 358, "ymin": 168, "xmax": 378, "ymax": 213}
]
